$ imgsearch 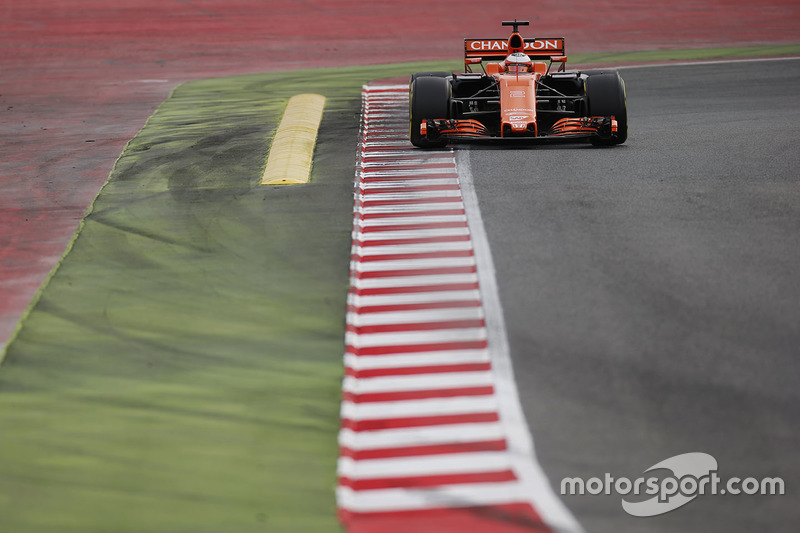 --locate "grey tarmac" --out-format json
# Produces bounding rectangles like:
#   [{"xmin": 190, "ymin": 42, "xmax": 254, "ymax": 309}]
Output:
[{"xmin": 462, "ymin": 59, "xmax": 800, "ymax": 532}]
